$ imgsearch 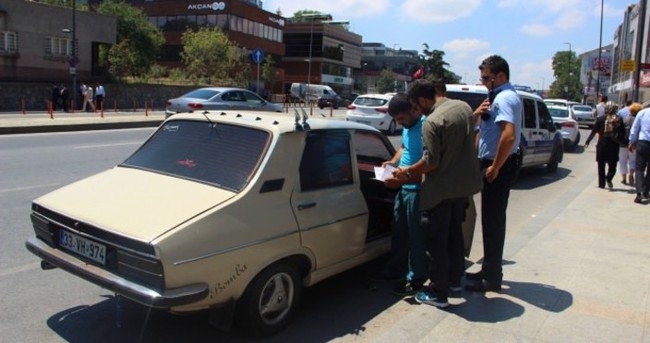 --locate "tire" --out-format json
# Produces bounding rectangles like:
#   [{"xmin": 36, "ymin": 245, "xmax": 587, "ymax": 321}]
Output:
[
  {"xmin": 386, "ymin": 120, "xmax": 397, "ymax": 136},
  {"xmin": 547, "ymin": 144, "xmax": 561, "ymax": 172},
  {"xmin": 236, "ymin": 263, "xmax": 301, "ymax": 336}
]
